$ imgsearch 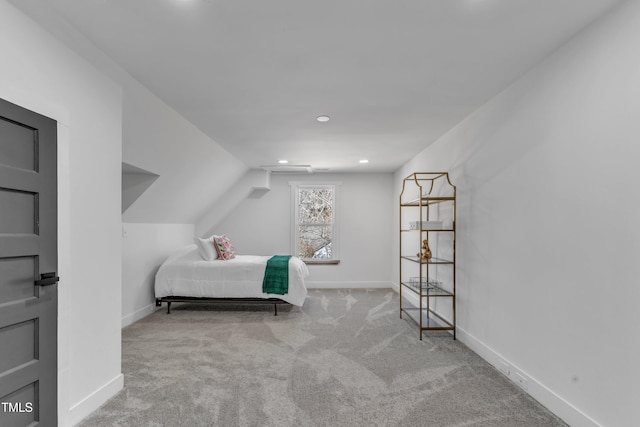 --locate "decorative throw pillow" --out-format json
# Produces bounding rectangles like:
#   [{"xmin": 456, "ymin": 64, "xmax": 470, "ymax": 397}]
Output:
[
  {"xmin": 213, "ymin": 235, "xmax": 236, "ymax": 260},
  {"xmin": 193, "ymin": 236, "xmax": 219, "ymax": 261}
]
